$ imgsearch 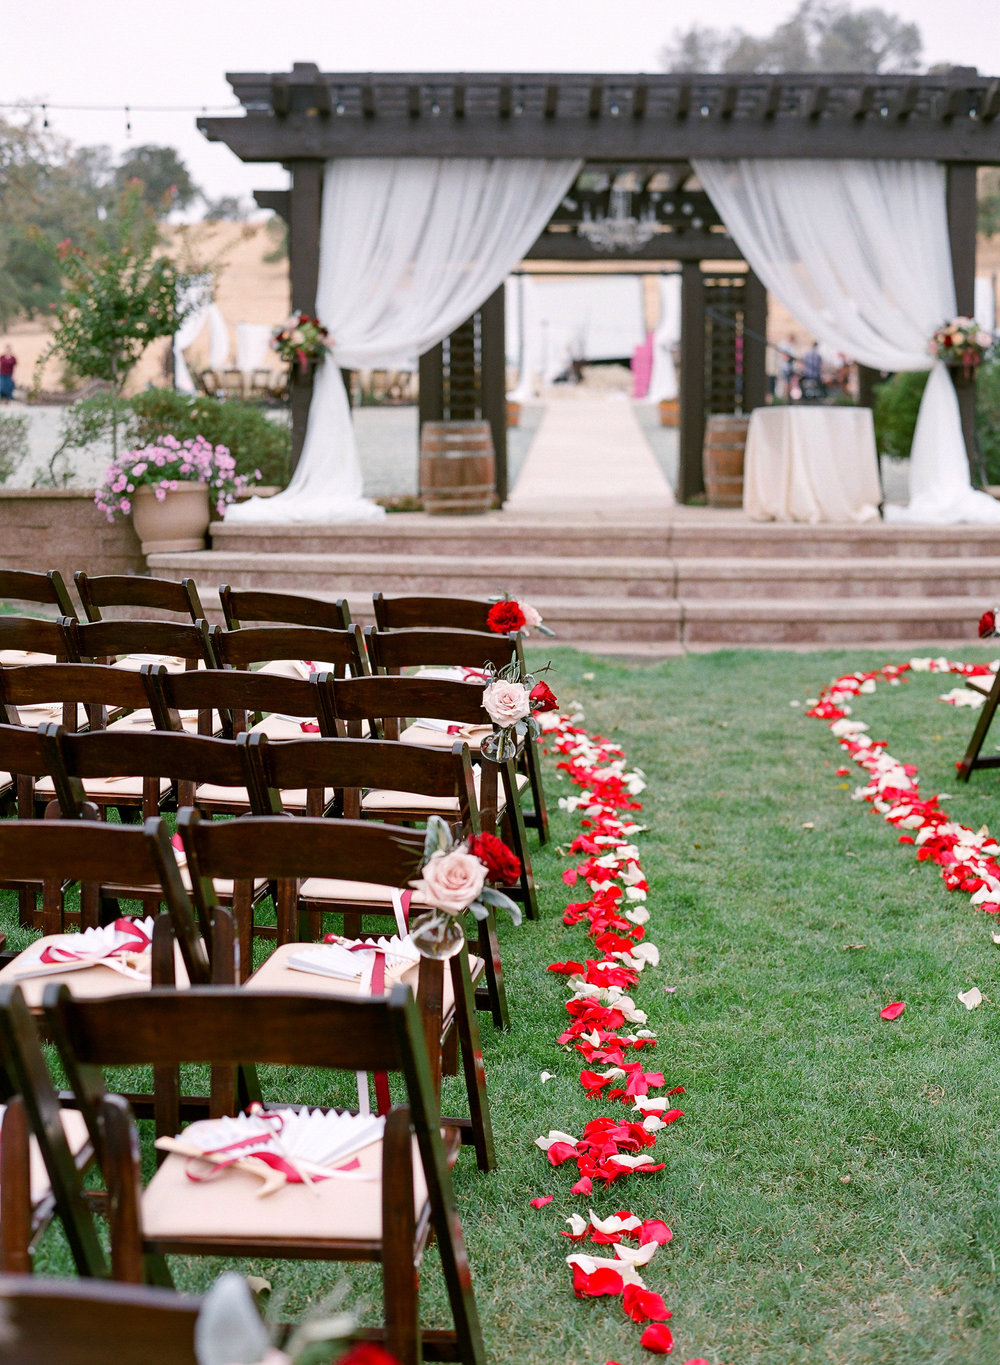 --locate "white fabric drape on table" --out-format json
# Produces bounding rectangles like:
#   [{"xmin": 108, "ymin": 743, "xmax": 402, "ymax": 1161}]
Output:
[
  {"xmin": 227, "ymin": 156, "xmax": 581, "ymax": 524},
  {"xmin": 644, "ymin": 274, "xmax": 681, "ymax": 404},
  {"xmin": 694, "ymin": 158, "xmax": 1000, "ymax": 525},
  {"xmin": 174, "ymin": 275, "xmax": 229, "ymax": 393},
  {"xmin": 235, "ymin": 323, "xmax": 272, "ymax": 375}
]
